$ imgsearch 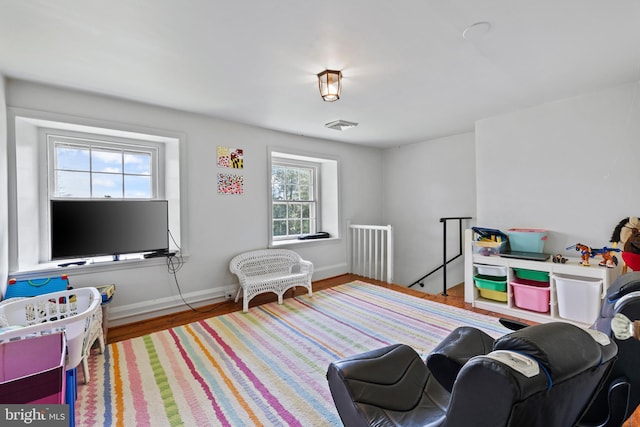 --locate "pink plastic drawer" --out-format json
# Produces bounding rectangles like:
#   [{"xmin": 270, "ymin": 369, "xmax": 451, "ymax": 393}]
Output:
[
  {"xmin": 511, "ymin": 280, "xmax": 550, "ymax": 313},
  {"xmin": 0, "ymin": 332, "xmax": 66, "ymax": 404}
]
